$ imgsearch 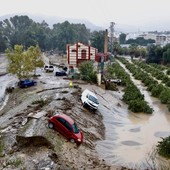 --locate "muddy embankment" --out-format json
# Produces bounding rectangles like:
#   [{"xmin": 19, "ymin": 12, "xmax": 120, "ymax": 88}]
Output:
[{"xmin": 0, "ymin": 65, "xmax": 124, "ymax": 170}]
